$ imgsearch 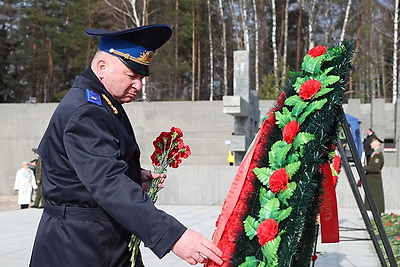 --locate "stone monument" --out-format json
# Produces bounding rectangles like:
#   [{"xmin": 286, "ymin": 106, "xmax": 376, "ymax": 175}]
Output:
[{"xmin": 223, "ymin": 50, "xmax": 260, "ymax": 165}]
